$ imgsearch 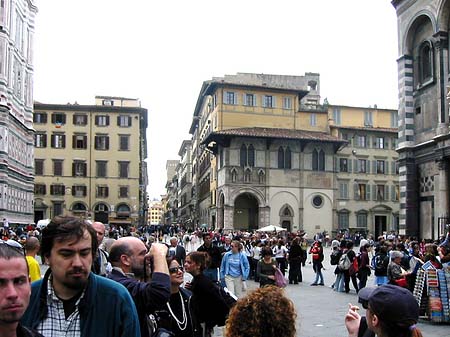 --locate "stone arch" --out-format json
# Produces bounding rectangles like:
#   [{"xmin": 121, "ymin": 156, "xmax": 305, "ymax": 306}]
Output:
[
  {"xmin": 279, "ymin": 203, "xmax": 294, "ymax": 232},
  {"xmin": 230, "ymin": 187, "xmax": 266, "ymax": 207},
  {"xmin": 437, "ymin": 0, "xmax": 450, "ymax": 31},
  {"xmin": 403, "ymin": 11, "xmax": 436, "ymax": 55},
  {"xmin": 70, "ymin": 201, "xmax": 88, "ymax": 212}
]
